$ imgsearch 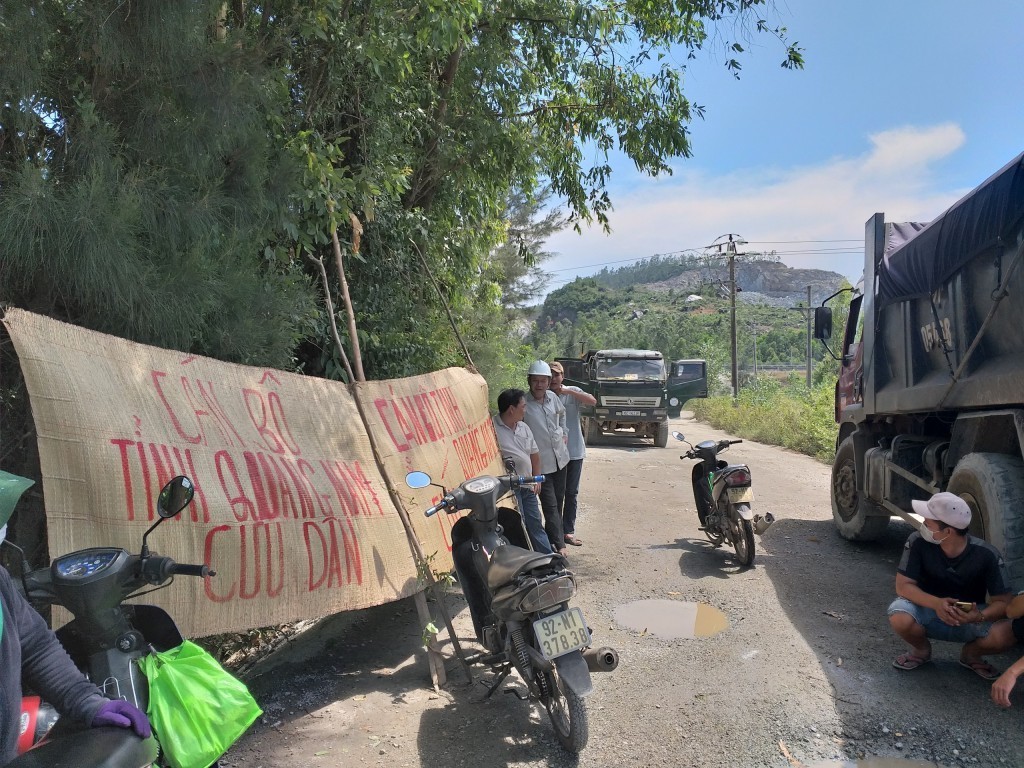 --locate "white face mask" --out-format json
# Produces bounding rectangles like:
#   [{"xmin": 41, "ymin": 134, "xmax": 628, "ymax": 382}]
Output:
[{"xmin": 920, "ymin": 525, "xmax": 948, "ymax": 545}]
